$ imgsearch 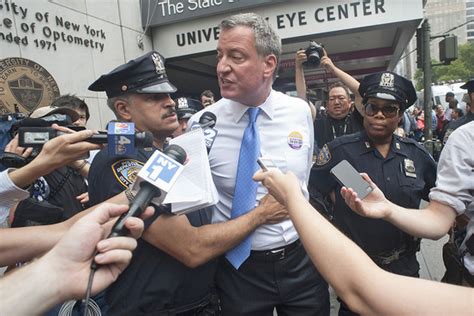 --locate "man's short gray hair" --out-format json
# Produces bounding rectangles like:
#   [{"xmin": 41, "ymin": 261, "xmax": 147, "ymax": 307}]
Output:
[
  {"xmin": 106, "ymin": 94, "xmax": 131, "ymax": 119},
  {"xmin": 220, "ymin": 13, "xmax": 281, "ymax": 80}
]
